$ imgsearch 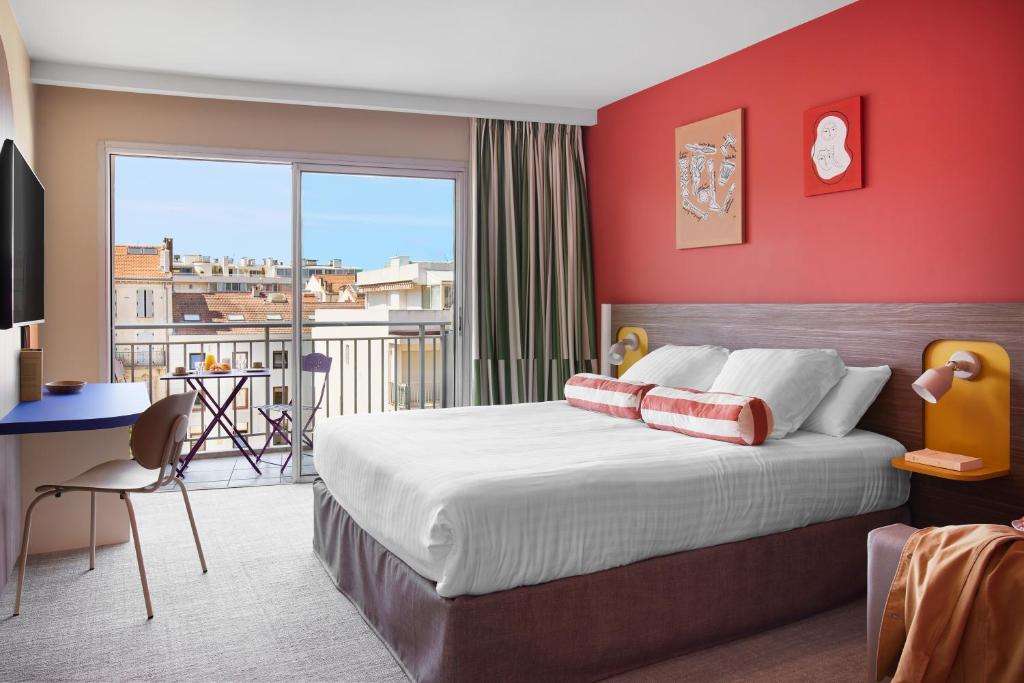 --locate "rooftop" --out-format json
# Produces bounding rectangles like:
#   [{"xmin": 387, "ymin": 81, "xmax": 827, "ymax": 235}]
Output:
[
  {"xmin": 172, "ymin": 291, "xmax": 364, "ymax": 335},
  {"xmin": 310, "ymin": 273, "xmax": 358, "ymax": 294},
  {"xmin": 113, "ymin": 244, "xmax": 171, "ymax": 280}
]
